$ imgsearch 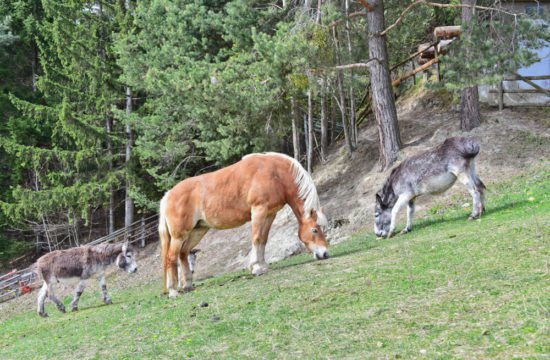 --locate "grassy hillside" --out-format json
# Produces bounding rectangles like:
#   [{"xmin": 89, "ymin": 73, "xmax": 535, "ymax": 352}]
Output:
[{"xmin": 1, "ymin": 170, "xmax": 548, "ymax": 359}]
